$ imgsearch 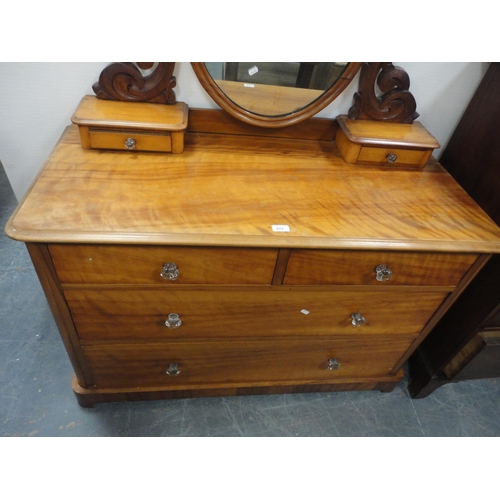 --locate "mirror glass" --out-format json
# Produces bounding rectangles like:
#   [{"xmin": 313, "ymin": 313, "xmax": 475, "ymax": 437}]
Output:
[{"xmin": 204, "ymin": 62, "xmax": 350, "ymax": 117}]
